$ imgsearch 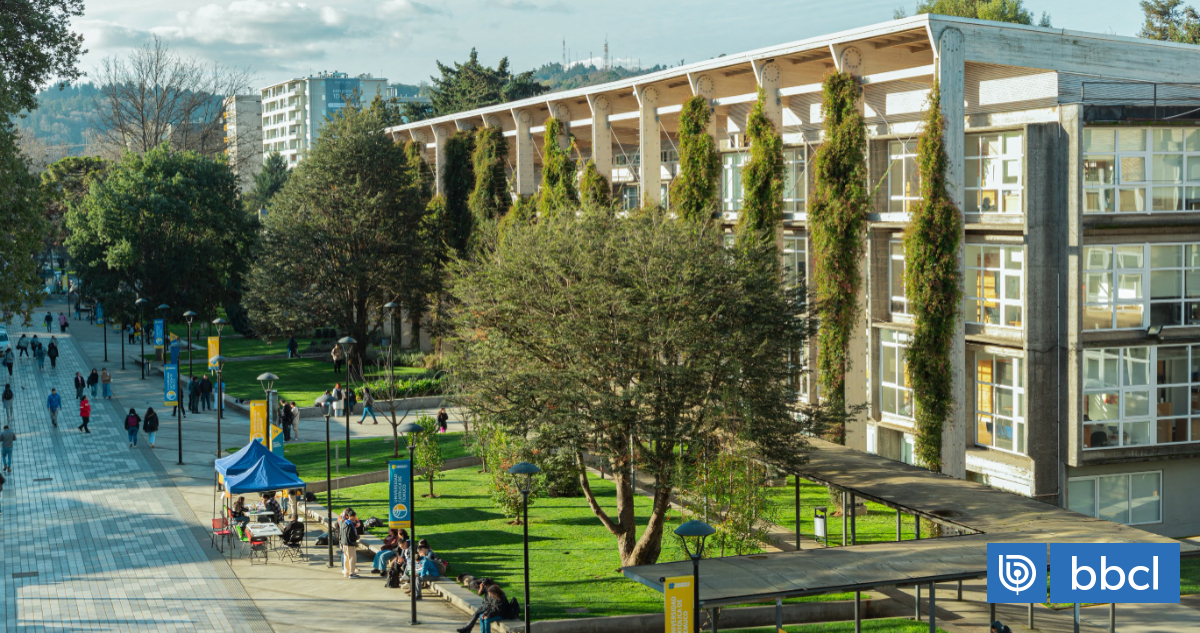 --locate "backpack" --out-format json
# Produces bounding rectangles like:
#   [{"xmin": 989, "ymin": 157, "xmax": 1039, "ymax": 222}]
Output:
[
  {"xmin": 305, "ymin": 491, "xmax": 317, "ymax": 502},
  {"xmin": 125, "ymin": 415, "xmax": 139, "ymax": 430},
  {"xmin": 364, "ymin": 516, "xmax": 383, "ymax": 528},
  {"xmin": 507, "ymin": 597, "xmax": 521, "ymax": 619},
  {"xmin": 385, "ymin": 561, "xmax": 402, "ymax": 588}
]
